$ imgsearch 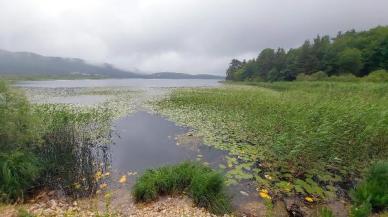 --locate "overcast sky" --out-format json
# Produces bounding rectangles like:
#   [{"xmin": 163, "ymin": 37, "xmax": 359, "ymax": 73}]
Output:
[{"xmin": 0, "ymin": 0, "xmax": 388, "ymax": 75}]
